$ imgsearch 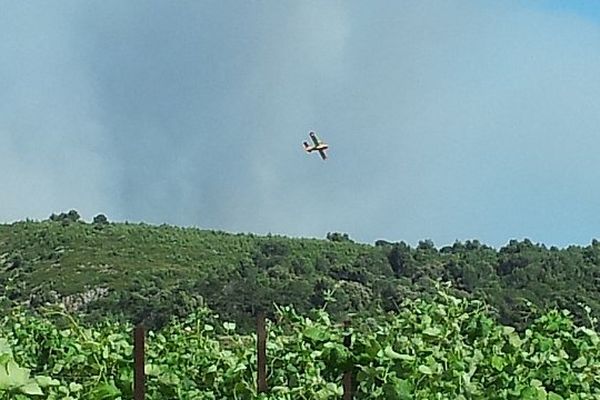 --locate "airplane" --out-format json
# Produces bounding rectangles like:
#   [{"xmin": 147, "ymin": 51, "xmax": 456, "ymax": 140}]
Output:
[{"xmin": 303, "ymin": 131, "xmax": 329, "ymax": 160}]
